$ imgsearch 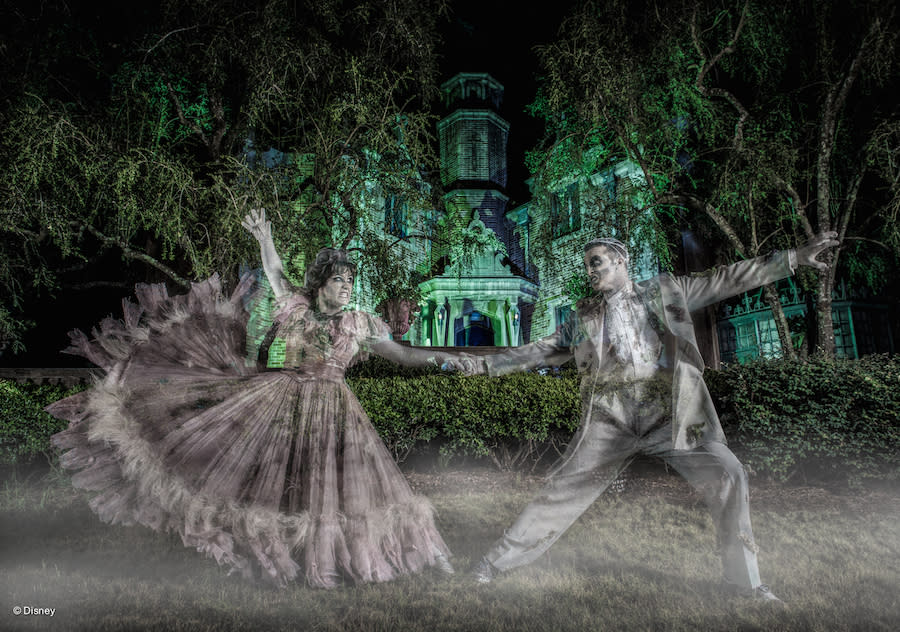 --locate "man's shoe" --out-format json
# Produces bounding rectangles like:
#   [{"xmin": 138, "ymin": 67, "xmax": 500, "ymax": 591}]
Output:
[
  {"xmin": 472, "ymin": 558, "xmax": 498, "ymax": 584},
  {"xmin": 751, "ymin": 584, "xmax": 784, "ymax": 603},
  {"xmin": 725, "ymin": 582, "xmax": 785, "ymax": 604}
]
